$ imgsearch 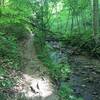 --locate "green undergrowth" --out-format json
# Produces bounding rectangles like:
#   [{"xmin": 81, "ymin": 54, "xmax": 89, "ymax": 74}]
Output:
[
  {"xmin": 64, "ymin": 32, "xmax": 99, "ymax": 53},
  {"xmin": 49, "ymin": 32, "xmax": 100, "ymax": 57},
  {"xmin": 0, "ymin": 24, "xmax": 29, "ymax": 40},
  {"xmin": 59, "ymin": 83, "xmax": 83, "ymax": 100},
  {"xmin": 0, "ymin": 32, "xmax": 20, "ymax": 91},
  {"xmin": 0, "ymin": 24, "xmax": 30, "ymax": 96}
]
